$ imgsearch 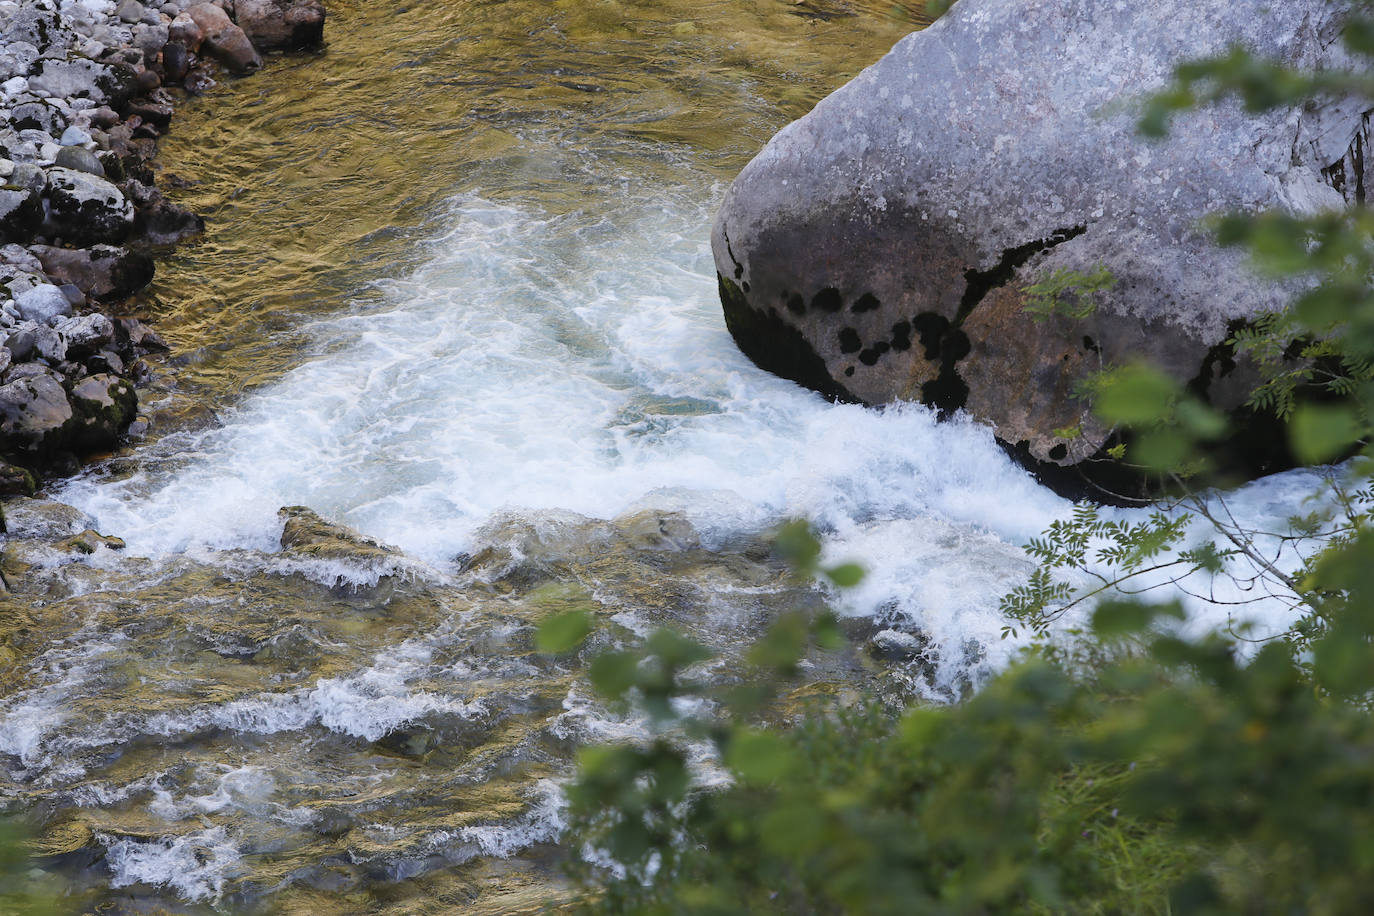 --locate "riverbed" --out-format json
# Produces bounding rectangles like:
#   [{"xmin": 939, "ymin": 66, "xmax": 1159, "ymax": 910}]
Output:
[{"xmin": 0, "ymin": 1, "xmax": 1312, "ymax": 911}]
